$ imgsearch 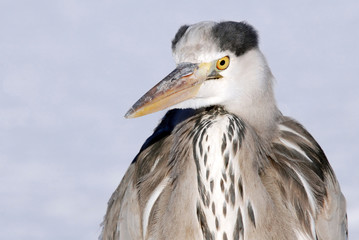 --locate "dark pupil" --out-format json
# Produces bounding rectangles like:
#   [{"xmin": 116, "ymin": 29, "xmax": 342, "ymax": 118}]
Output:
[{"xmin": 220, "ymin": 60, "xmax": 226, "ymax": 66}]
